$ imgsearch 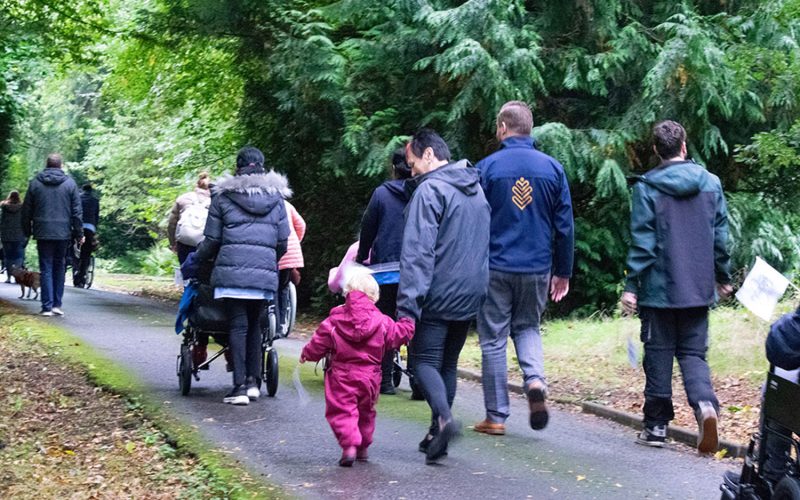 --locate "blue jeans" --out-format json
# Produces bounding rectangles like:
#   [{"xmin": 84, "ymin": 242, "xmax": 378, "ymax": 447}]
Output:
[
  {"xmin": 477, "ymin": 271, "xmax": 550, "ymax": 423},
  {"xmin": 2, "ymin": 240, "xmax": 26, "ymax": 279},
  {"xmin": 410, "ymin": 317, "xmax": 469, "ymax": 430},
  {"xmin": 640, "ymin": 306, "xmax": 719, "ymax": 427},
  {"xmin": 38, "ymin": 240, "xmax": 70, "ymax": 311}
]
